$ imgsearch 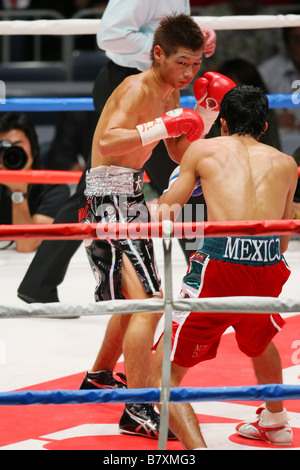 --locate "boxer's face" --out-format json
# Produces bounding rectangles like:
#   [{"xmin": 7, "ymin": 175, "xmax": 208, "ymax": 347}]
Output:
[{"xmin": 154, "ymin": 45, "xmax": 203, "ymax": 90}]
